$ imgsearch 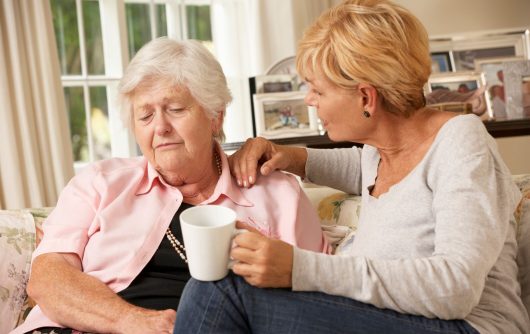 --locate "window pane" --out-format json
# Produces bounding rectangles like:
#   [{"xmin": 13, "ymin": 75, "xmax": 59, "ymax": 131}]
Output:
[
  {"xmin": 90, "ymin": 87, "xmax": 111, "ymax": 160},
  {"xmin": 64, "ymin": 87, "xmax": 89, "ymax": 162},
  {"xmin": 51, "ymin": 0, "xmax": 81, "ymax": 75},
  {"xmin": 126, "ymin": 3, "xmax": 151, "ymax": 57},
  {"xmin": 83, "ymin": 0, "xmax": 105, "ymax": 75},
  {"xmin": 156, "ymin": 4, "xmax": 168, "ymax": 37},
  {"xmin": 186, "ymin": 5, "xmax": 212, "ymax": 41}
]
